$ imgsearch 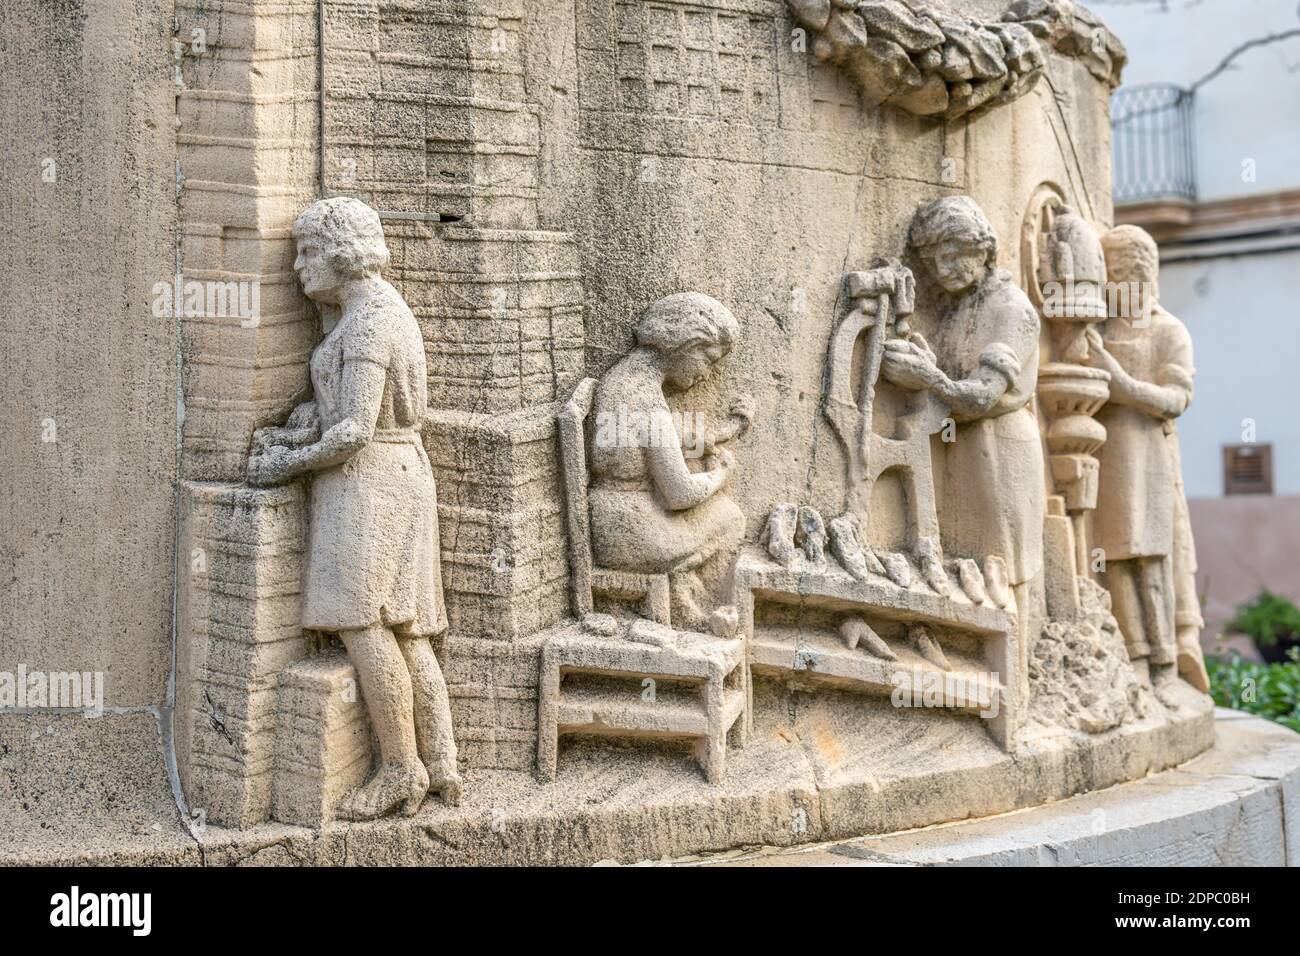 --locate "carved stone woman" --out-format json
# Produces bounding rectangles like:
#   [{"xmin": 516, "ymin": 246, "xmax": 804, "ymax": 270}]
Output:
[
  {"xmin": 882, "ymin": 196, "xmax": 1045, "ymax": 598},
  {"xmin": 881, "ymin": 197, "xmax": 1045, "ymax": 717},
  {"xmin": 247, "ymin": 197, "xmax": 460, "ymax": 820},
  {"xmin": 589, "ymin": 292, "xmax": 749, "ymax": 629}
]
